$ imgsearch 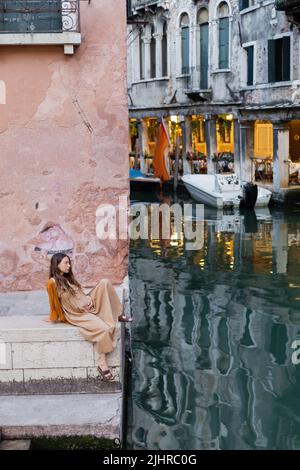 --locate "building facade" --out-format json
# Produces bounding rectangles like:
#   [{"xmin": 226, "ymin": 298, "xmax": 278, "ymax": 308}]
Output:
[
  {"xmin": 0, "ymin": 0, "xmax": 129, "ymax": 292},
  {"xmin": 127, "ymin": 0, "xmax": 300, "ymax": 199}
]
